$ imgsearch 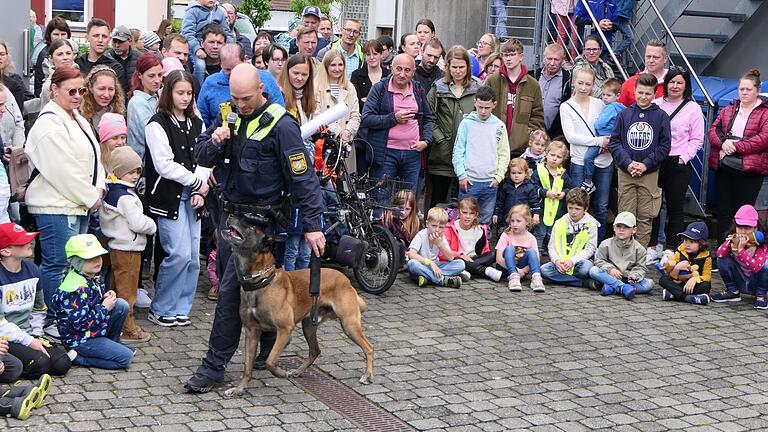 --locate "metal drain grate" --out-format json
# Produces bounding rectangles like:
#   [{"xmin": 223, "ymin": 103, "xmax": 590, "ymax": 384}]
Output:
[{"xmin": 279, "ymin": 358, "xmax": 416, "ymax": 432}]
